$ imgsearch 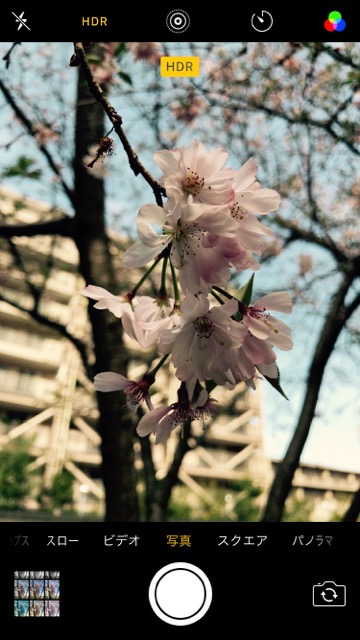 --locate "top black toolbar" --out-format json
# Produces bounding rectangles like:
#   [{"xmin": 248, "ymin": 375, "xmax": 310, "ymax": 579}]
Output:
[{"xmin": 1, "ymin": 5, "xmax": 359, "ymax": 42}]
